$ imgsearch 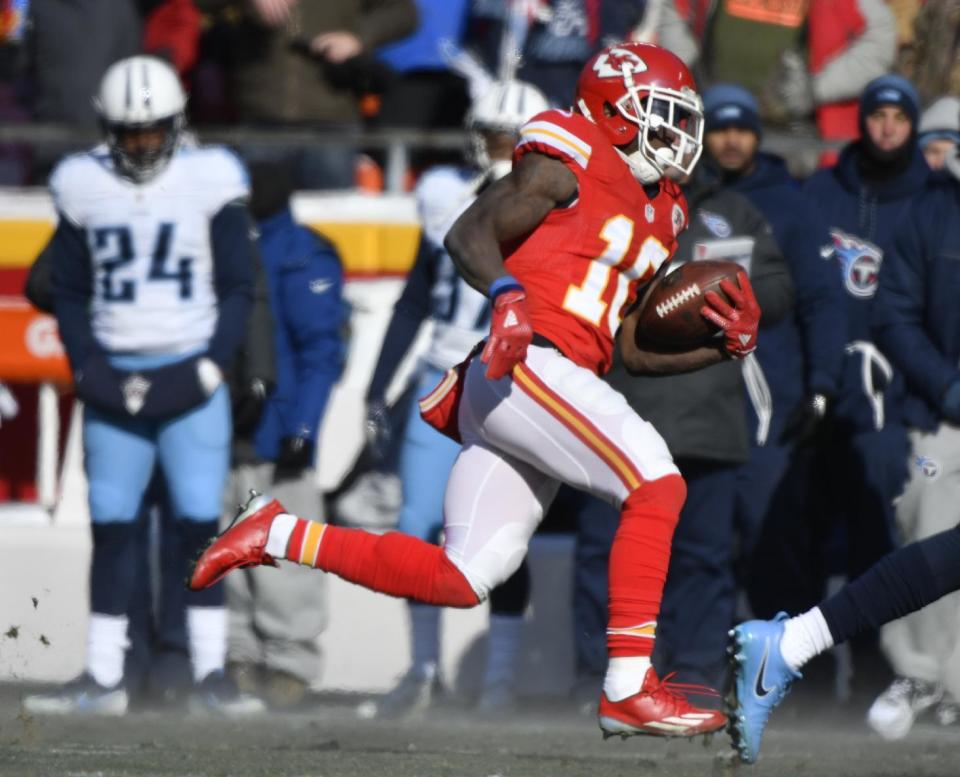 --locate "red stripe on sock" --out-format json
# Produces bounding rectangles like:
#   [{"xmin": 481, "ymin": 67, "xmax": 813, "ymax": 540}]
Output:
[
  {"xmin": 285, "ymin": 518, "xmax": 308, "ymax": 562},
  {"xmin": 315, "ymin": 526, "xmax": 479, "ymax": 607},
  {"xmin": 608, "ymin": 475, "xmax": 686, "ymax": 658}
]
